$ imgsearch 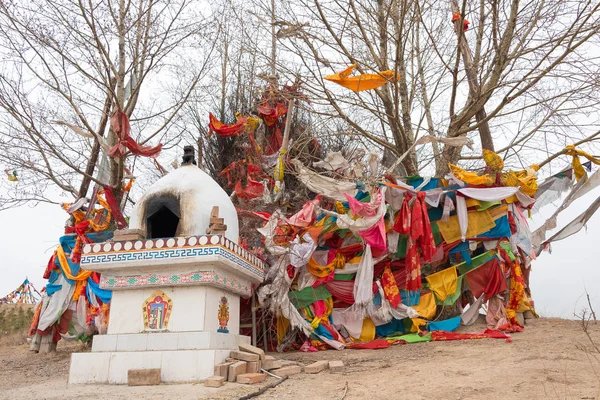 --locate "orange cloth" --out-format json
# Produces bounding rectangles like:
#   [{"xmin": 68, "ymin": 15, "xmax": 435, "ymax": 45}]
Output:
[
  {"xmin": 307, "ymin": 252, "xmax": 345, "ymax": 278},
  {"xmin": 324, "ymin": 64, "xmax": 397, "ymax": 92},
  {"xmin": 208, "ymin": 113, "xmax": 247, "ymax": 137}
]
